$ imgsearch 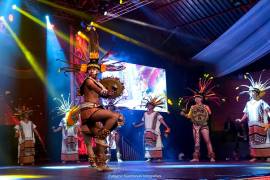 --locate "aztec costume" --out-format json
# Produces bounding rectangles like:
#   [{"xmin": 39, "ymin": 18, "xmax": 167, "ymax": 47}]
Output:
[
  {"xmin": 53, "ymin": 95, "xmax": 80, "ymax": 162},
  {"xmin": 78, "ymin": 55, "xmax": 125, "ymax": 170},
  {"xmin": 106, "ymin": 130, "xmax": 122, "ymax": 162},
  {"xmin": 14, "ymin": 106, "xmax": 43, "ymax": 165},
  {"xmin": 236, "ymin": 71, "xmax": 270, "ymax": 159},
  {"xmin": 60, "ymin": 27, "xmax": 125, "ymax": 171},
  {"xmin": 134, "ymin": 96, "xmax": 170, "ymax": 160},
  {"xmin": 181, "ymin": 75, "xmax": 221, "ymax": 162}
]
